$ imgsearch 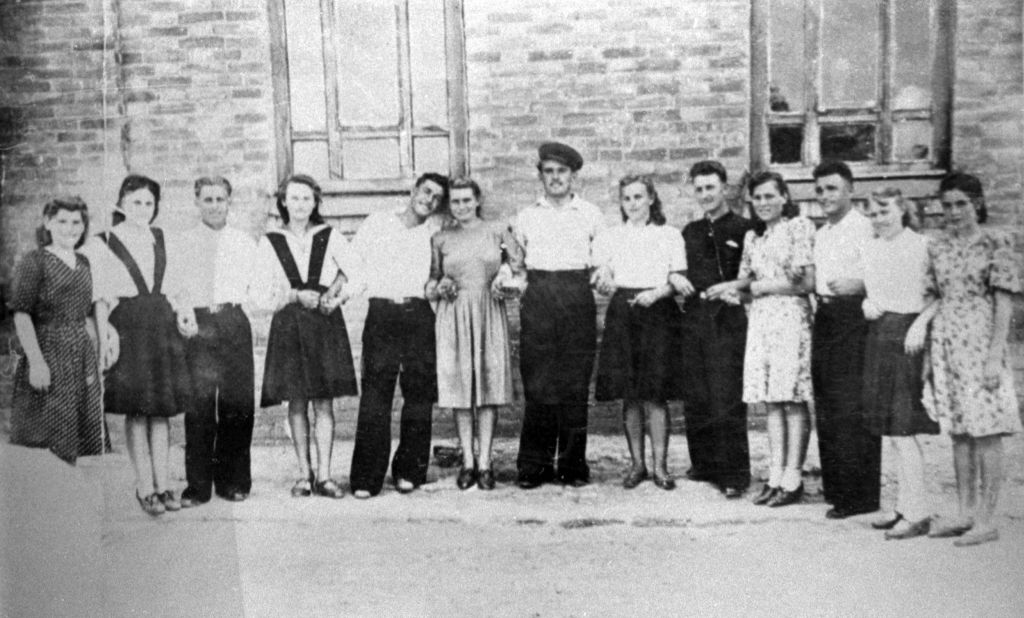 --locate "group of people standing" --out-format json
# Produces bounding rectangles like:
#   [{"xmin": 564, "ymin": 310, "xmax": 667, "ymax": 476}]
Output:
[{"xmin": 7, "ymin": 141, "xmax": 1020, "ymax": 547}]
